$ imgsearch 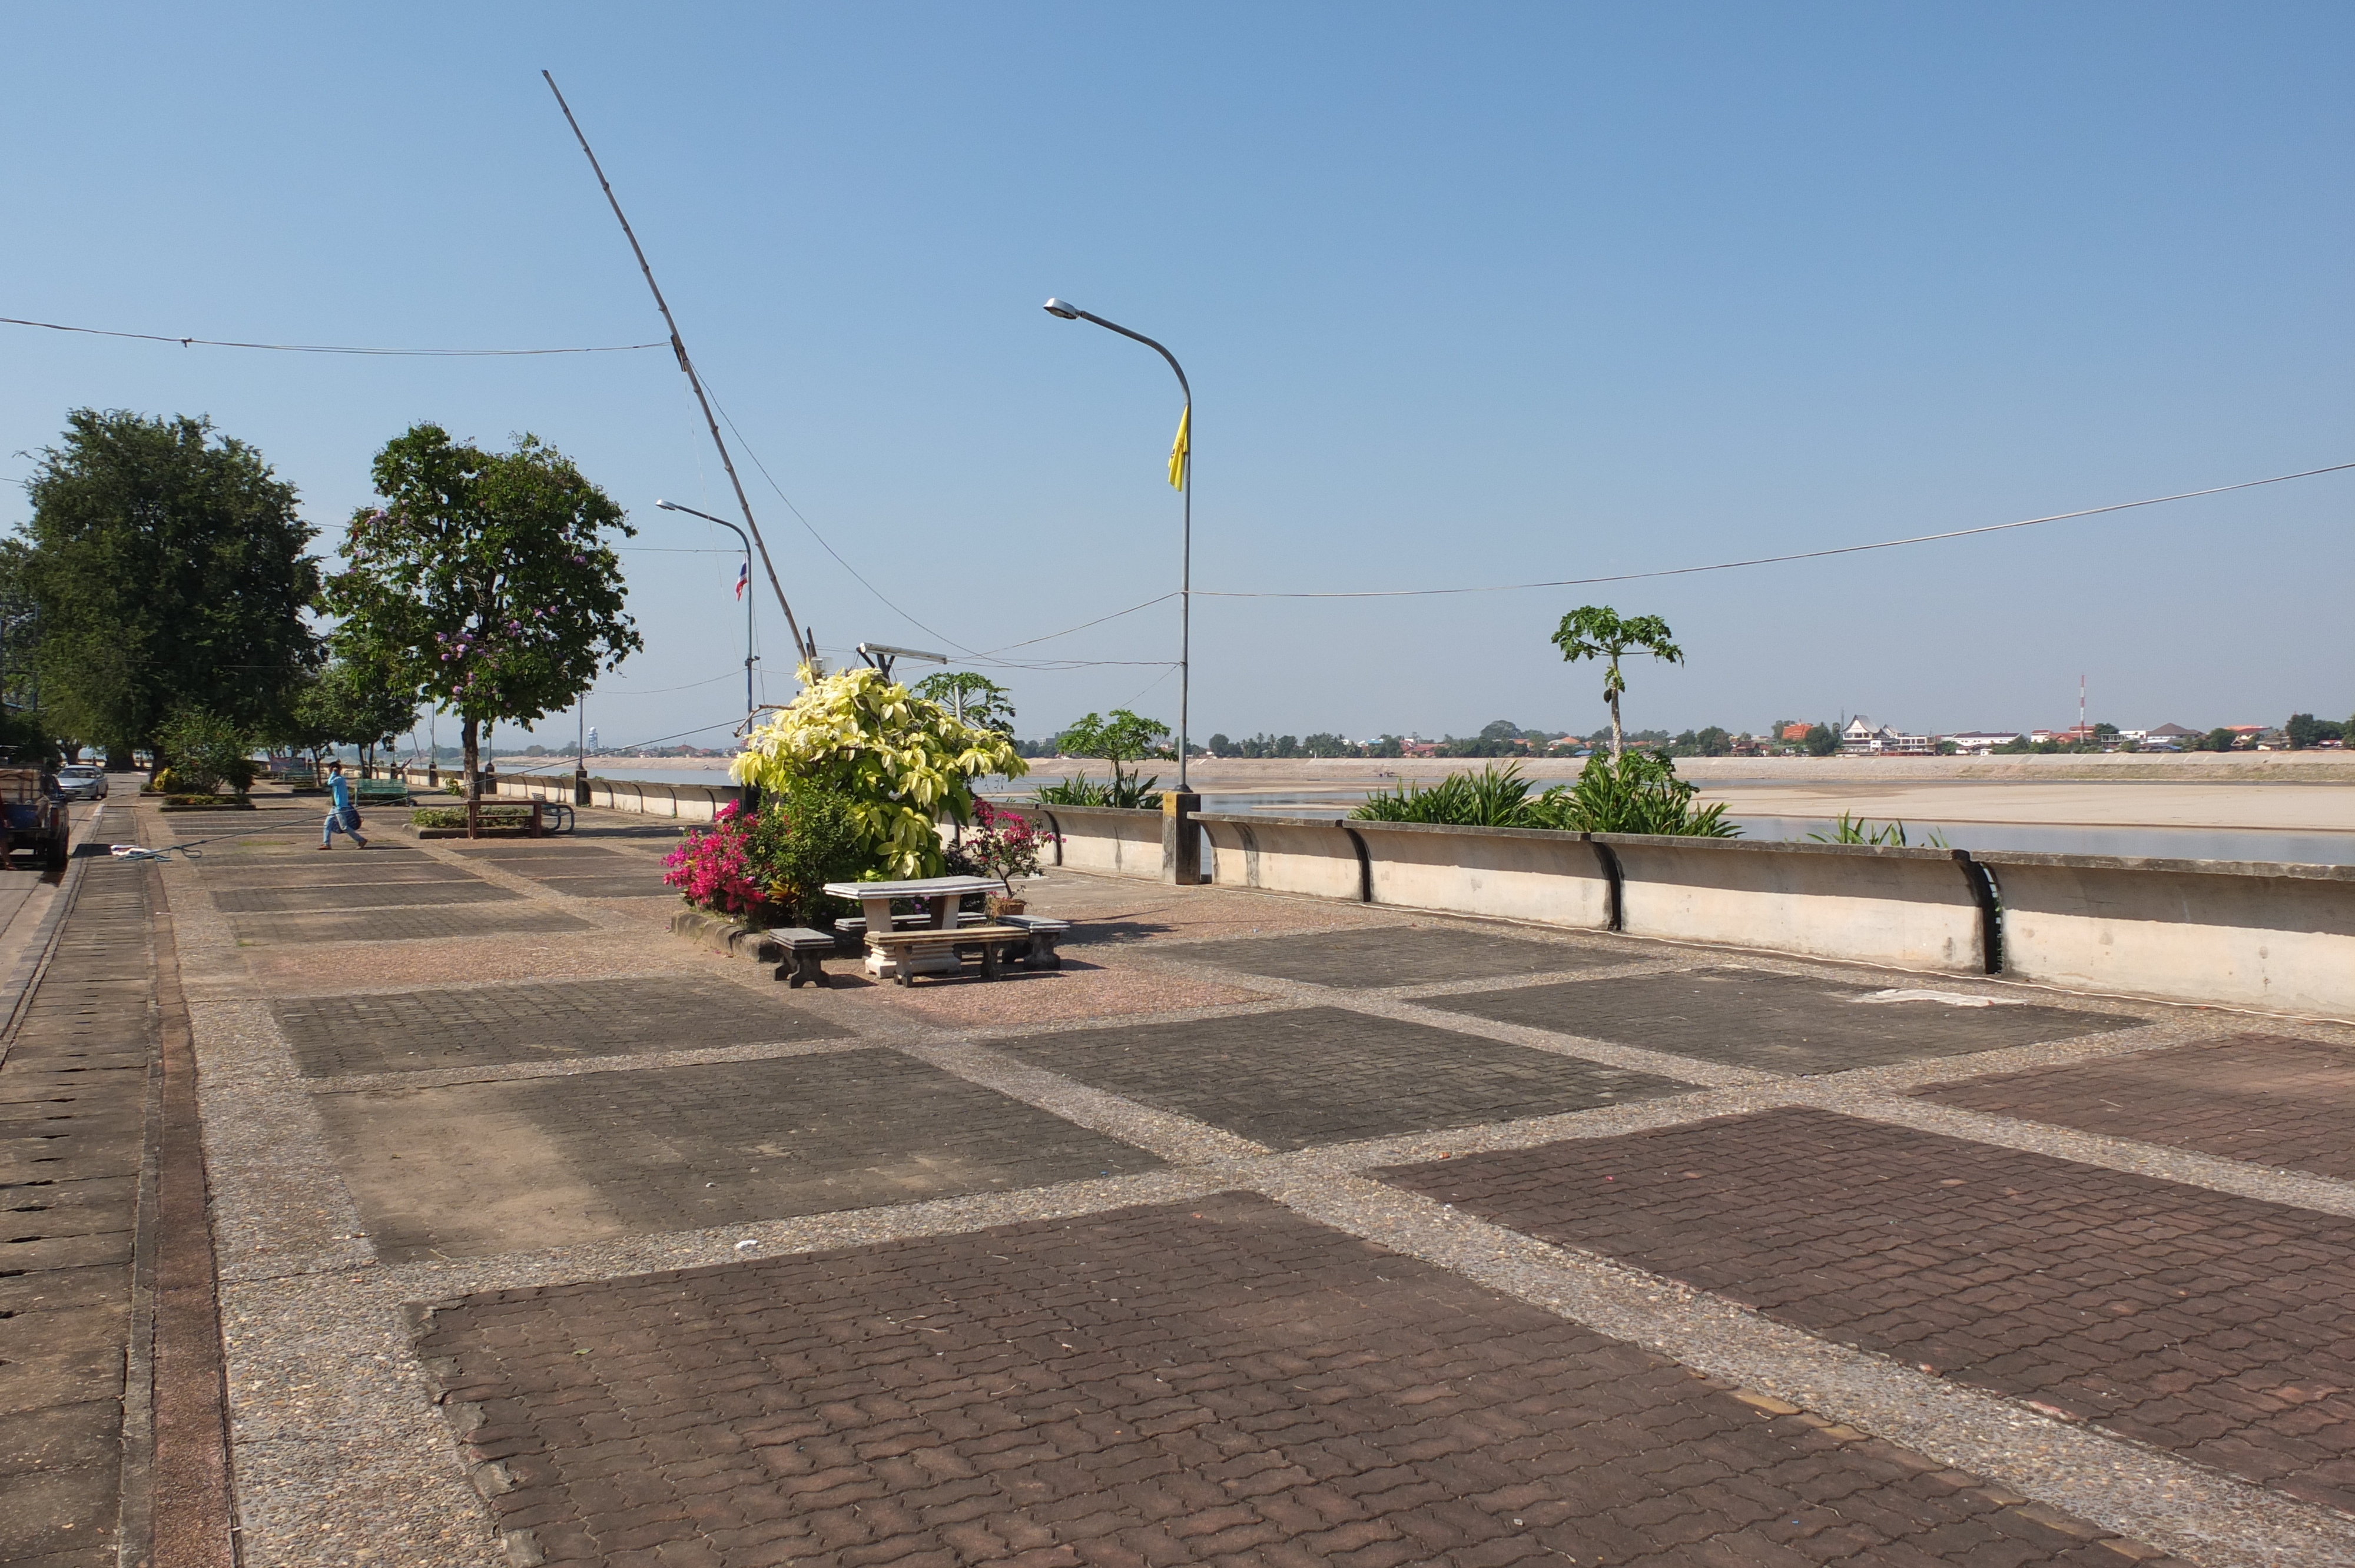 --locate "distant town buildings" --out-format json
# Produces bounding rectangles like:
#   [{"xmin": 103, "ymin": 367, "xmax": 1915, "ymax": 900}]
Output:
[{"xmin": 1839, "ymin": 716, "xmax": 1934, "ymax": 755}]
